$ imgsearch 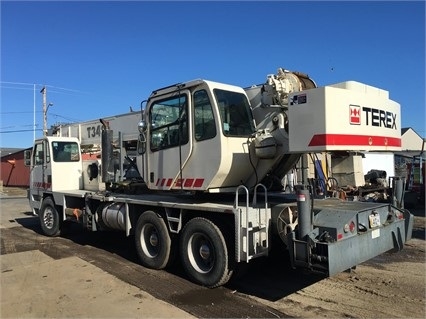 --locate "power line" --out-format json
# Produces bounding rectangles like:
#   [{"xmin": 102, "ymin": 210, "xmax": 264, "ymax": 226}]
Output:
[
  {"xmin": 0, "ymin": 81, "xmax": 86, "ymax": 94},
  {"xmin": 0, "ymin": 86, "xmax": 36, "ymax": 91},
  {"xmin": 47, "ymin": 89, "xmax": 87, "ymax": 96},
  {"xmin": 50, "ymin": 112, "xmax": 82, "ymax": 123},
  {"xmin": 0, "ymin": 128, "xmax": 42, "ymax": 134},
  {"xmin": 0, "ymin": 81, "xmax": 39, "ymax": 86},
  {"xmin": 0, "ymin": 111, "xmax": 42, "ymax": 114},
  {"xmin": 0, "ymin": 124, "xmax": 38, "ymax": 129},
  {"xmin": 45, "ymin": 85, "xmax": 86, "ymax": 94}
]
